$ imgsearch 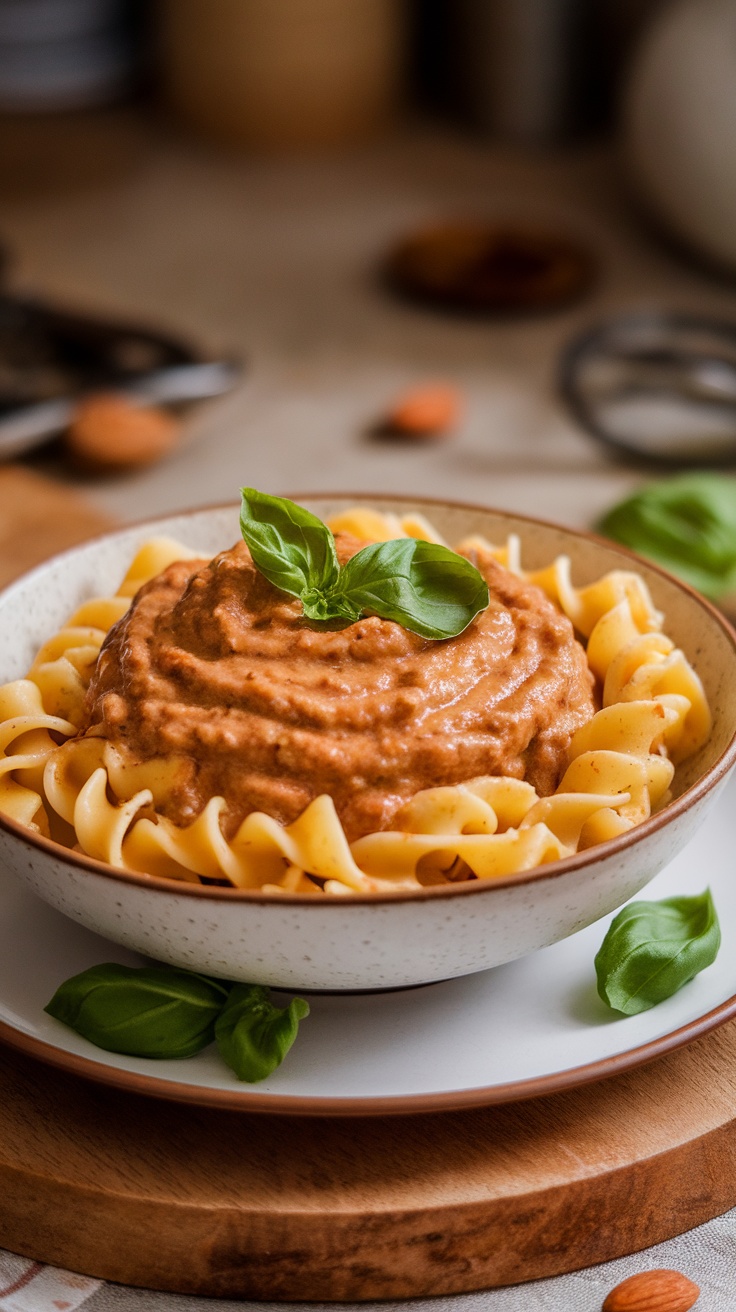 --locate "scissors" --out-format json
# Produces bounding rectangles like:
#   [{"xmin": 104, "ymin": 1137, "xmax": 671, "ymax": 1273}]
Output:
[
  {"xmin": 559, "ymin": 311, "xmax": 736, "ymax": 466},
  {"xmin": 0, "ymin": 257, "xmax": 240, "ymax": 460}
]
